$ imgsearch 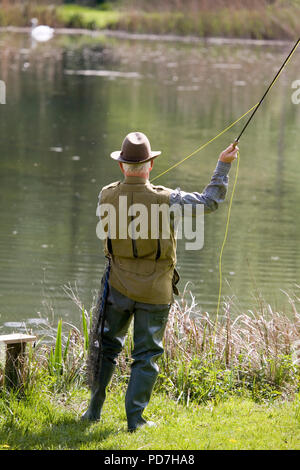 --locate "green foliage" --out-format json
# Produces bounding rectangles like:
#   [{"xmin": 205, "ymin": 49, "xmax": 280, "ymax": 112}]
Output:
[
  {"xmin": 47, "ymin": 319, "xmax": 64, "ymax": 377},
  {"xmin": 54, "ymin": 319, "xmax": 63, "ymax": 374},
  {"xmin": 43, "ymin": 316, "xmax": 89, "ymax": 391},
  {"xmin": 57, "ymin": 5, "xmax": 121, "ymax": 29},
  {"xmin": 63, "ymin": 331, "xmax": 71, "ymax": 363},
  {"xmin": 155, "ymin": 353, "xmax": 298, "ymax": 405},
  {"xmin": 81, "ymin": 308, "xmax": 89, "ymax": 354}
]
